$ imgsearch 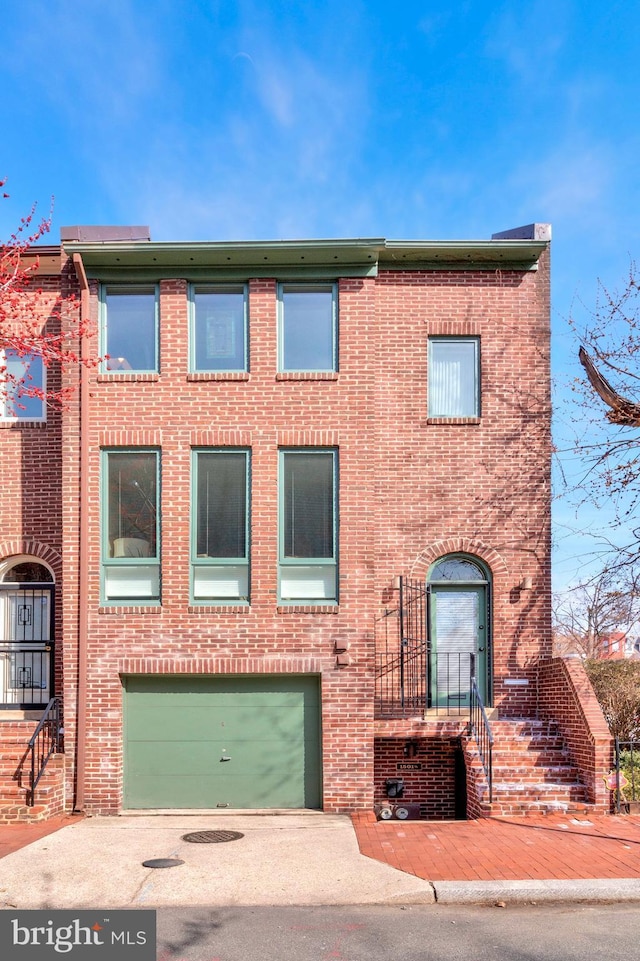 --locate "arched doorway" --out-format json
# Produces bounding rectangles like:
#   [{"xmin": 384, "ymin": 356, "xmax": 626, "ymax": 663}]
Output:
[
  {"xmin": 0, "ymin": 558, "xmax": 54, "ymax": 709},
  {"xmin": 428, "ymin": 555, "xmax": 491, "ymax": 708}
]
